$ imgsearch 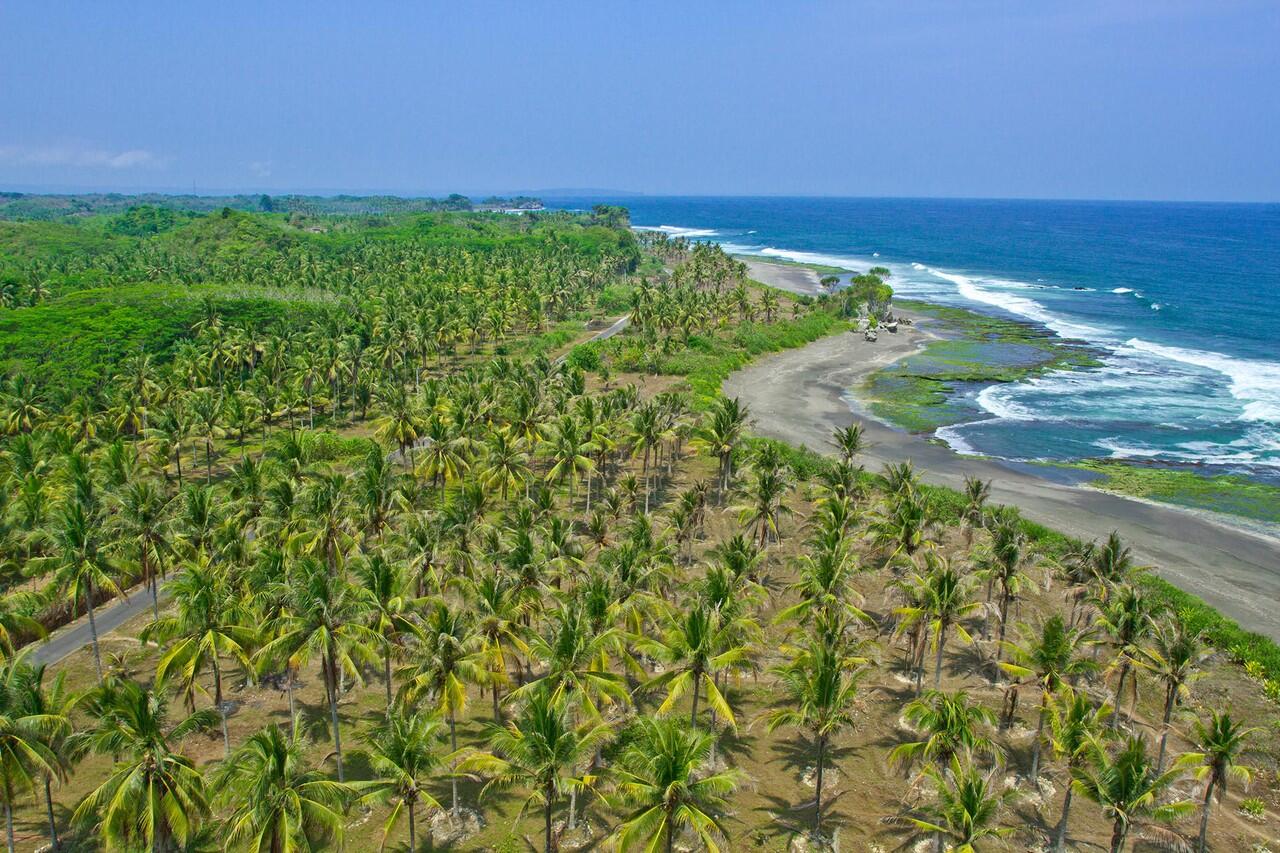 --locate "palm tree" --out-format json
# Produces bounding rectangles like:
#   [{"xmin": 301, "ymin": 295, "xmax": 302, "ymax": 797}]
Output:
[
  {"xmin": 356, "ymin": 712, "xmax": 448, "ymax": 853},
  {"xmin": 513, "ymin": 605, "xmax": 629, "ymax": 721},
  {"xmin": 545, "ymin": 414, "xmax": 595, "ymax": 507},
  {"xmin": 353, "ymin": 553, "xmax": 419, "ymax": 706},
  {"xmin": 830, "ymin": 423, "xmax": 865, "ymax": 466},
  {"xmin": 111, "ymin": 479, "xmax": 175, "ymax": 621},
  {"xmin": 998, "ymin": 615, "xmax": 1097, "ymax": 781},
  {"xmin": 1072, "ymin": 734, "xmax": 1194, "ymax": 853},
  {"xmin": 1140, "ymin": 619, "xmax": 1207, "ymax": 772},
  {"xmin": 72, "ymin": 678, "xmax": 217, "ymax": 852},
  {"xmin": 480, "ymin": 428, "xmax": 531, "ymax": 502},
  {"xmin": 1188, "ymin": 711, "xmax": 1256, "ymax": 853},
  {"xmin": 890, "ymin": 690, "xmax": 1002, "ymax": 773},
  {"xmin": 214, "ymin": 723, "xmax": 353, "ymax": 853},
  {"xmin": 765, "ymin": 638, "xmax": 865, "ymax": 837},
  {"xmin": 609, "ymin": 716, "xmax": 739, "ymax": 853},
  {"xmin": 258, "ymin": 558, "xmax": 379, "ymax": 782},
  {"xmin": 416, "ymin": 416, "xmax": 469, "ymax": 502},
  {"xmin": 978, "ymin": 514, "xmax": 1036, "ymax": 655},
  {"xmin": 0, "ymin": 654, "xmax": 68, "ymax": 853},
  {"xmin": 466, "ymin": 573, "xmax": 529, "ymax": 721},
  {"xmin": 1046, "ymin": 687, "xmax": 1113, "ymax": 852},
  {"xmin": 45, "ymin": 501, "xmax": 122, "ymax": 683},
  {"xmin": 904, "ymin": 756, "xmax": 1012, "ymax": 853},
  {"xmin": 13, "ymin": 661, "xmax": 76, "ymax": 852},
  {"xmin": 895, "ymin": 557, "xmax": 981, "ymax": 690},
  {"xmin": 697, "ymin": 396, "xmax": 749, "ymax": 498},
  {"xmin": 396, "ymin": 601, "xmax": 485, "ymax": 816},
  {"xmin": 1096, "ymin": 584, "xmax": 1156, "ymax": 725},
  {"xmin": 463, "ymin": 688, "xmax": 610, "ymax": 853},
  {"xmin": 640, "ymin": 606, "xmax": 748, "ymax": 731},
  {"xmin": 142, "ymin": 556, "xmax": 255, "ymax": 756},
  {"xmin": 962, "ymin": 476, "xmax": 991, "ymax": 545}
]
